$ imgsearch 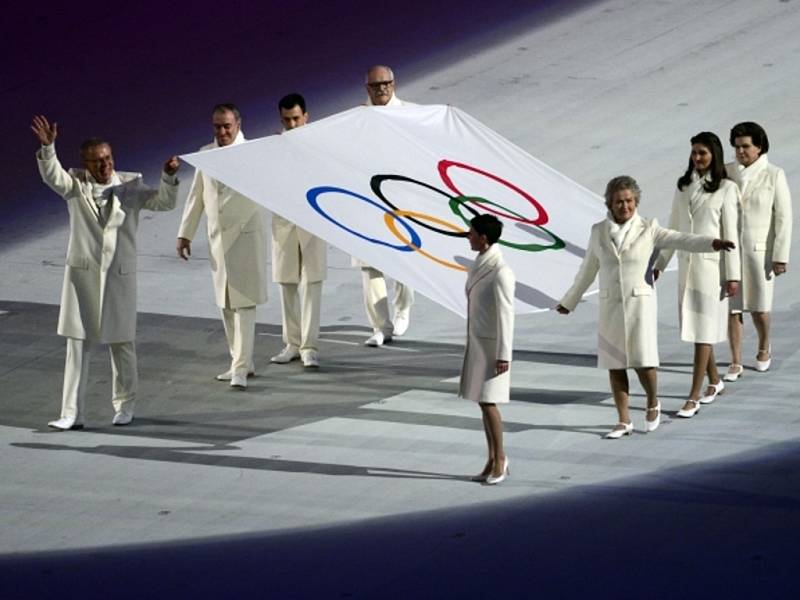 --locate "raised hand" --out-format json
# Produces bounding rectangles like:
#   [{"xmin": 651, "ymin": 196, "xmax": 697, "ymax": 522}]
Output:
[
  {"xmin": 31, "ymin": 115, "xmax": 57, "ymax": 145},
  {"xmin": 163, "ymin": 156, "xmax": 180, "ymax": 175}
]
